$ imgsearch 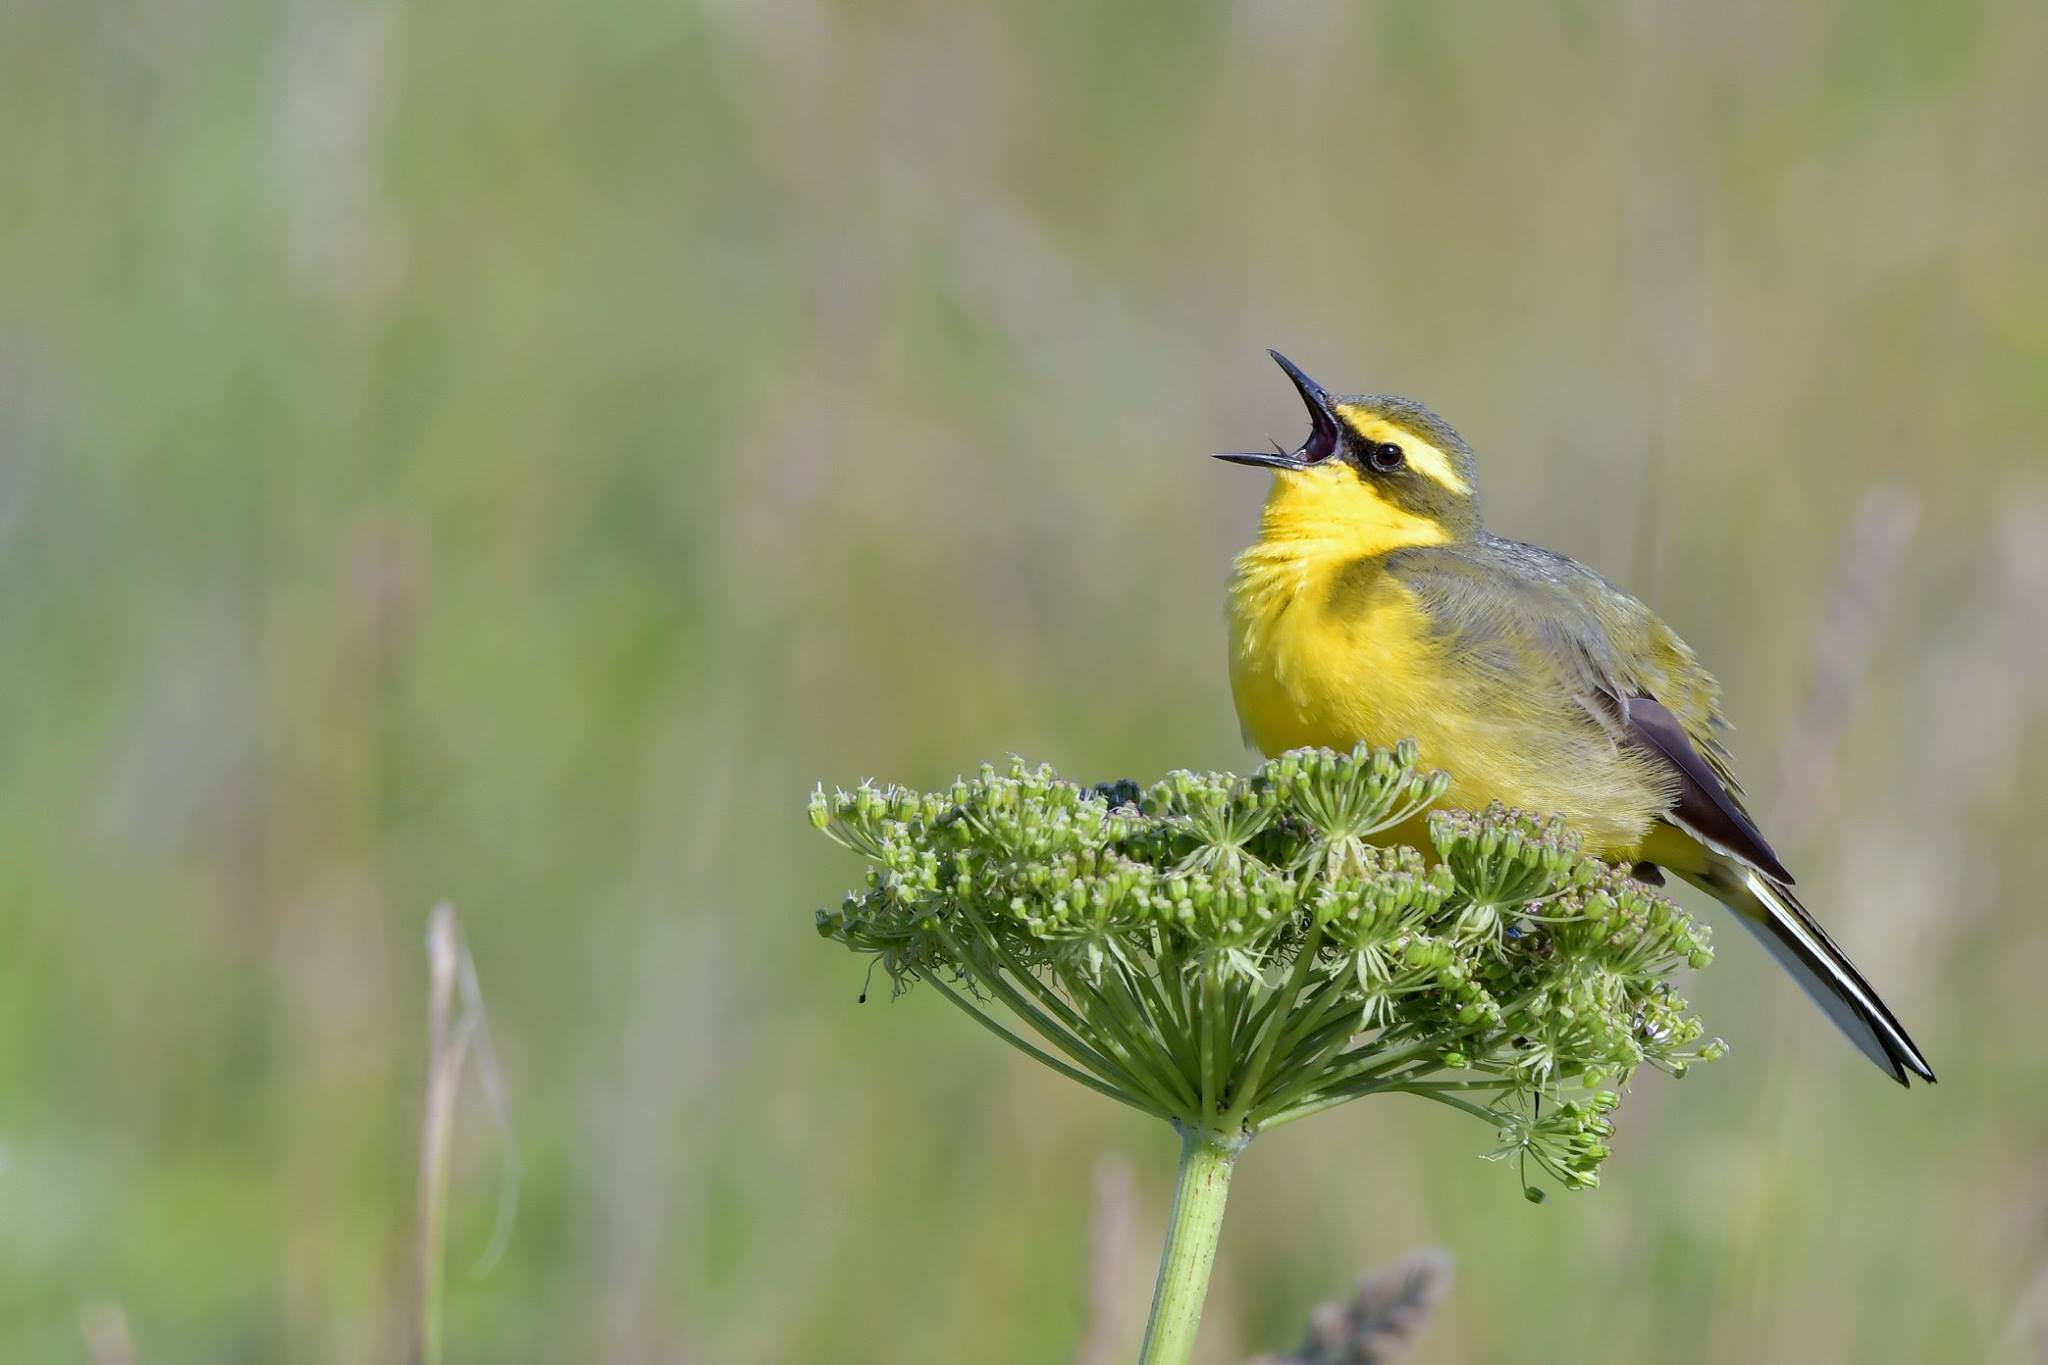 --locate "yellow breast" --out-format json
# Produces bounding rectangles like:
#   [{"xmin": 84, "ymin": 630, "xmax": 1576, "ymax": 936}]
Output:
[{"xmin": 1228, "ymin": 549, "xmax": 1441, "ymax": 757}]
